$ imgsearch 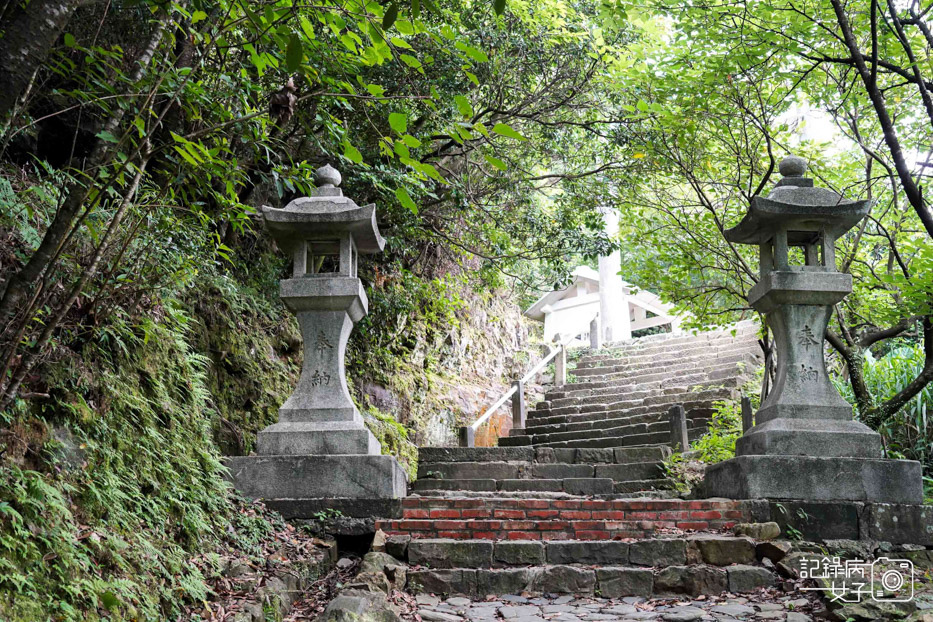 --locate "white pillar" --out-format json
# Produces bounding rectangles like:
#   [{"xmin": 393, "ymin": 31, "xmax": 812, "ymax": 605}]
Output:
[{"xmin": 598, "ymin": 209, "xmax": 632, "ymax": 343}]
